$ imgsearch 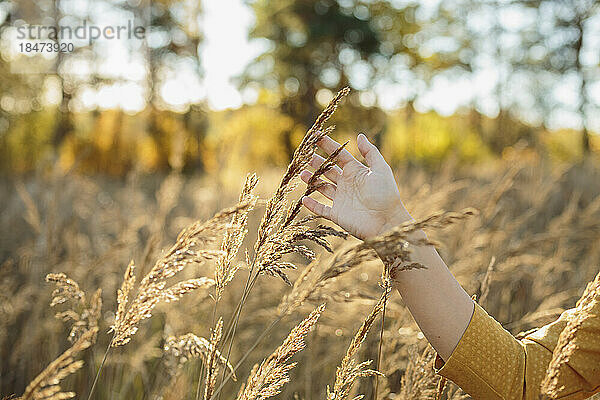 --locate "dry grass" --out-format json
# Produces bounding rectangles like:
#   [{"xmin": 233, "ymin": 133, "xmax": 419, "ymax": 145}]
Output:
[
  {"xmin": 237, "ymin": 304, "xmax": 324, "ymax": 400},
  {"xmin": 327, "ymin": 292, "xmax": 387, "ymax": 400},
  {"xmin": 164, "ymin": 330, "xmax": 234, "ymax": 379},
  {"xmin": 110, "ymin": 201, "xmax": 252, "ymax": 347},
  {"xmin": 1, "ymin": 89, "xmax": 600, "ymax": 399},
  {"xmin": 17, "ymin": 327, "xmax": 98, "ymax": 400},
  {"xmin": 45, "ymin": 273, "xmax": 102, "ymax": 343},
  {"xmin": 202, "ymin": 318, "xmax": 224, "ymax": 400},
  {"xmin": 214, "ymin": 173, "xmax": 259, "ymax": 300}
]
